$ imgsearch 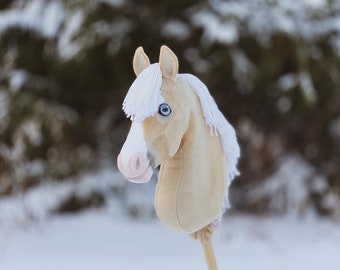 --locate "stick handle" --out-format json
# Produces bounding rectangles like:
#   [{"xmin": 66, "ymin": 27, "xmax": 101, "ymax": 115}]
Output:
[{"xmin": 202, "ymin": 240, "xmax": 218, "ymax": 270}]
